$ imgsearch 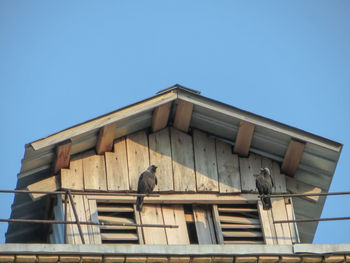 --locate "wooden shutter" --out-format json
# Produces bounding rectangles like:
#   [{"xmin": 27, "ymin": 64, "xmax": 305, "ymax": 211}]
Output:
[
  {"xmin": 96, "ymin": 202, "xmax": 140, "ymax": 244},
  {"xmin": 216, "ymin": 203, "xmax": 264, "ymax": 244}
]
